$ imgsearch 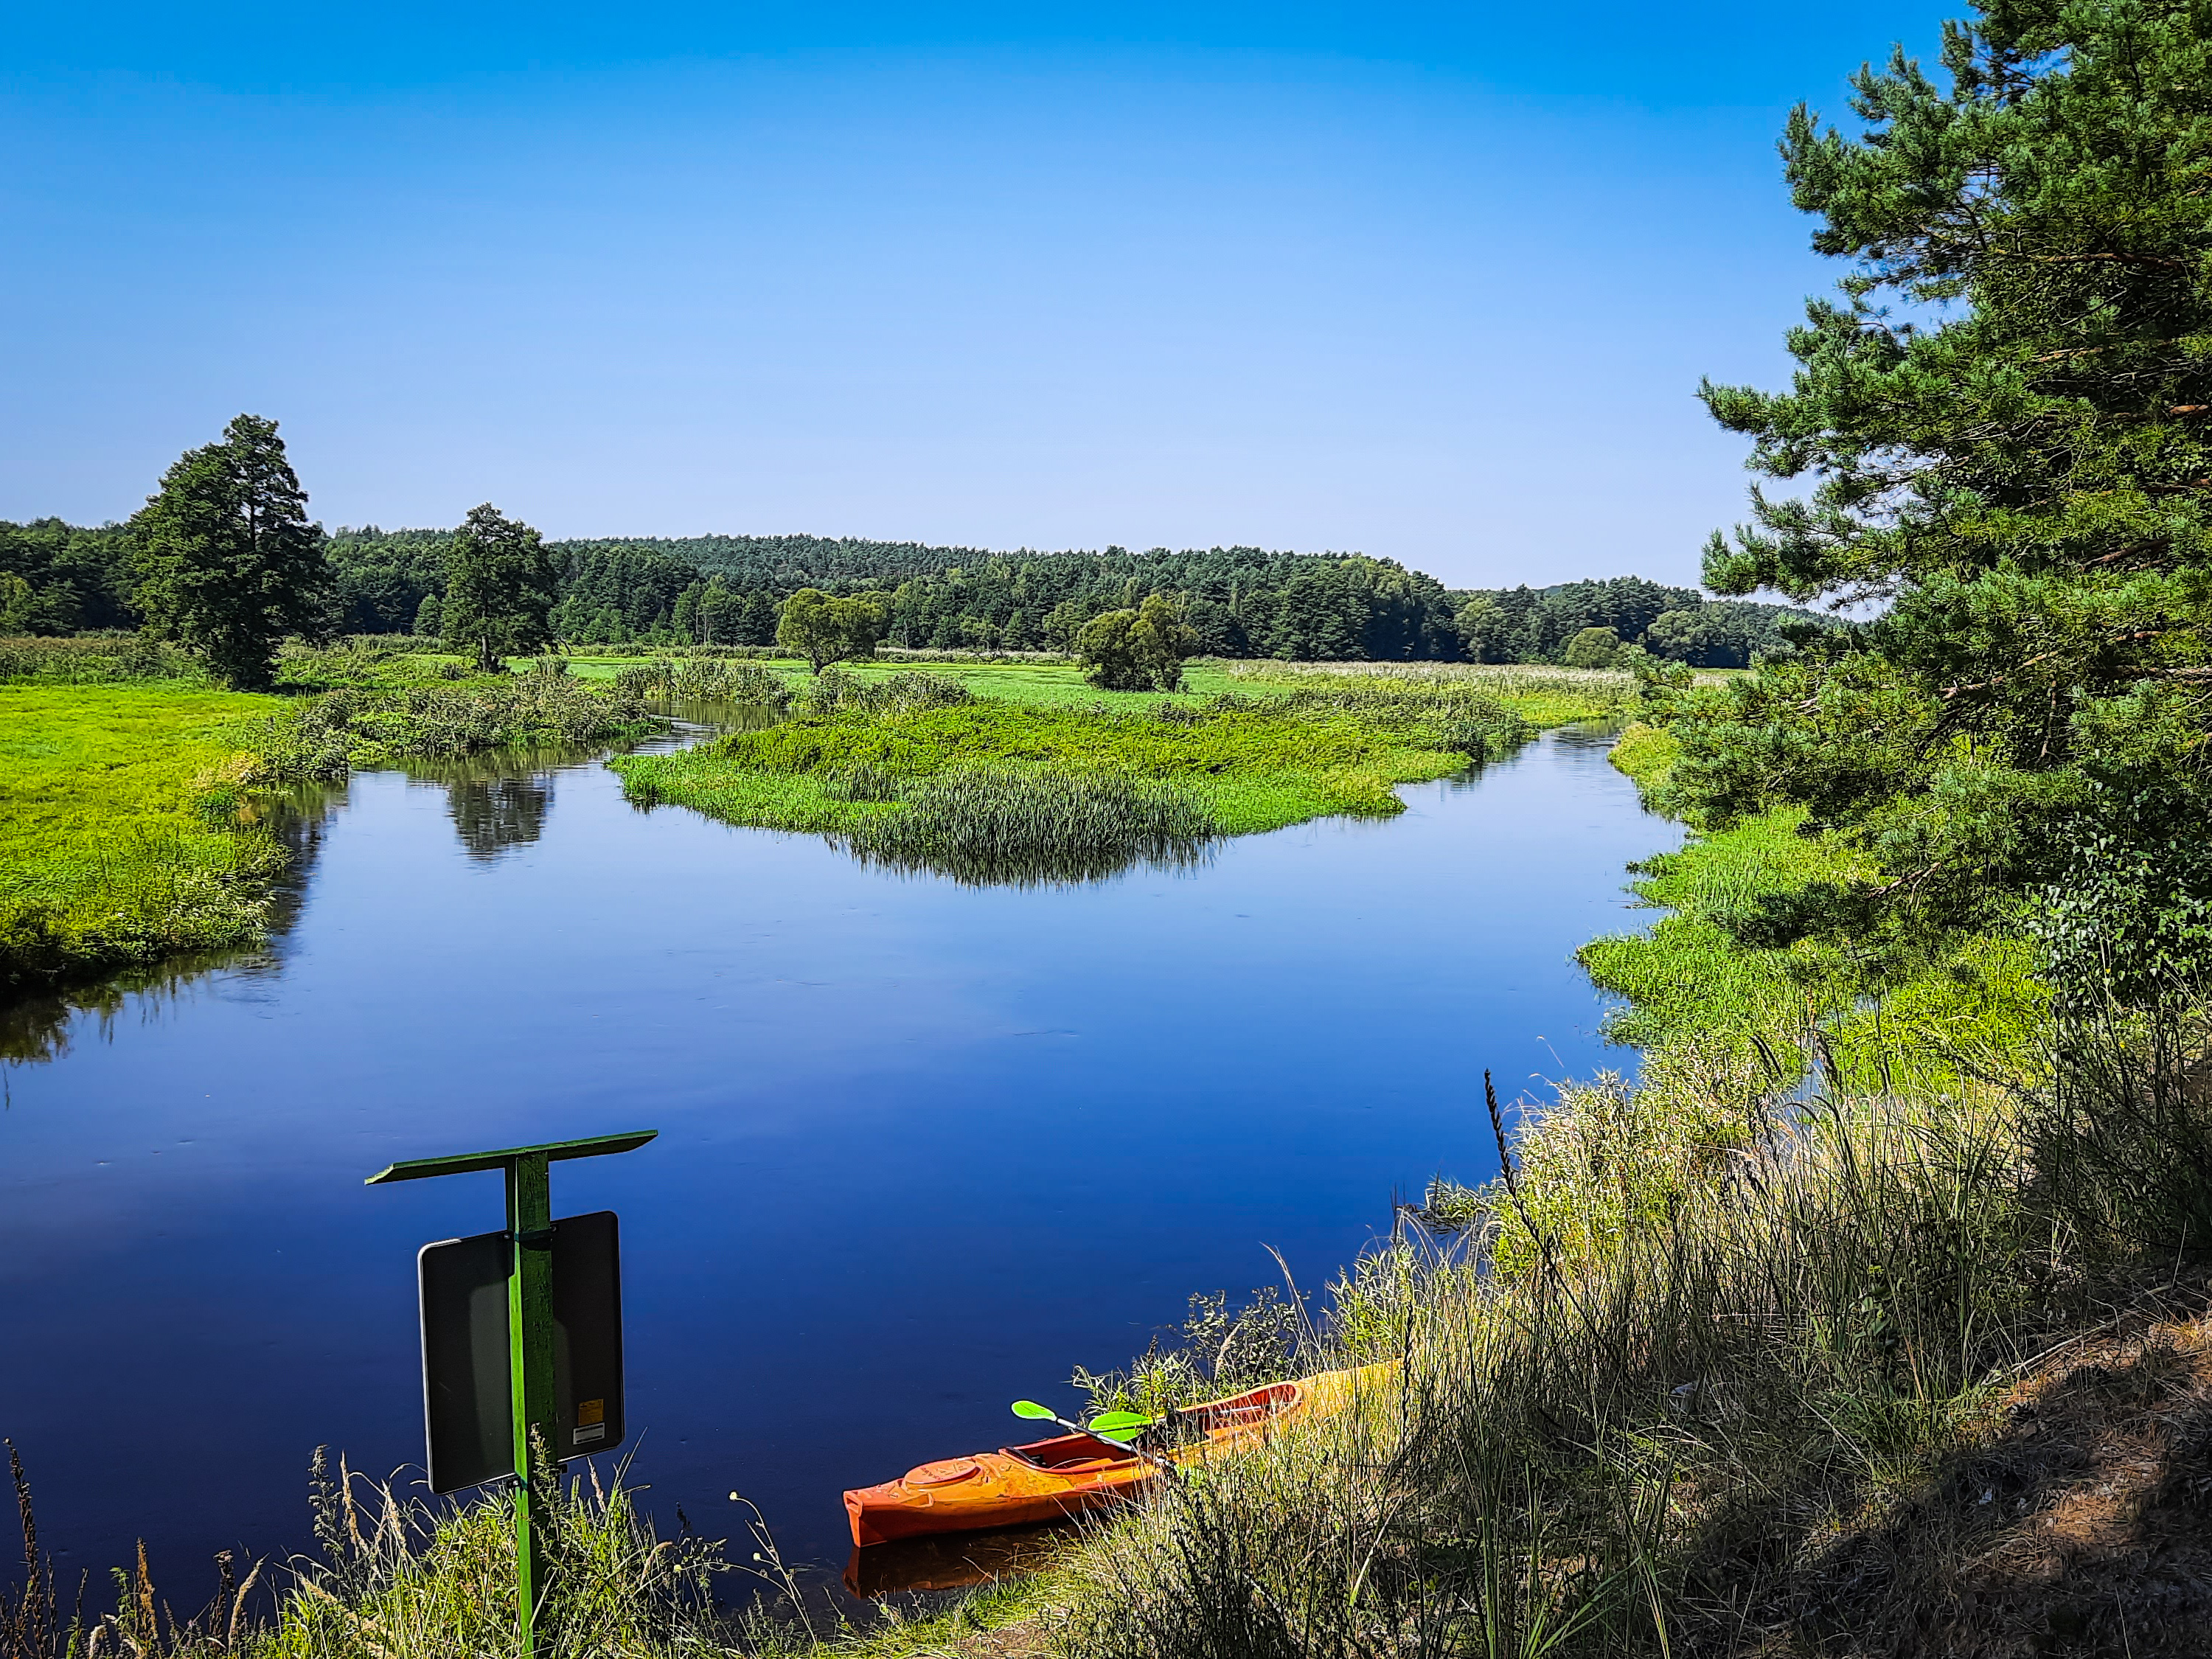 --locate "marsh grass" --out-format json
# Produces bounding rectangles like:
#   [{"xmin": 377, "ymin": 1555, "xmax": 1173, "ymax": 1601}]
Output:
[
  {"xmin": 0, "ymin": 635, "xmax": 201, "ymax": 684},
  {"xmin": 611, "ymin": 659, "xmax": 794, "ymax": 704},
  {"xmin": 249, "ymin": 679, "xmax": 665, "ymax": 783},
  {"xmin": 1222, "ymin": 660, "xmax": 1641, "ymax": 726},
  {"xmin": 838, "ymin": 767, "xmax": 1216, "ymax": 886}
]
